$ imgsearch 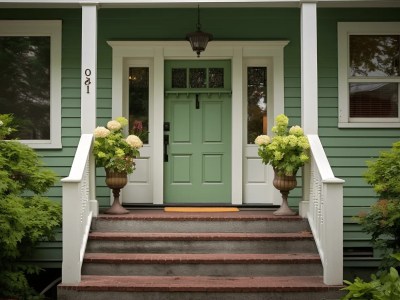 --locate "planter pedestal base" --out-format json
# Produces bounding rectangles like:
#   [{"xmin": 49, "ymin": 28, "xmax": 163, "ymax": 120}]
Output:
[
  {"xmin": 104, "ymin": 188, "xmax": 129, "ymax": 215},
  {"xmin": 273, "ymin": 190, "xmax": 296, "ymax": 216}
]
